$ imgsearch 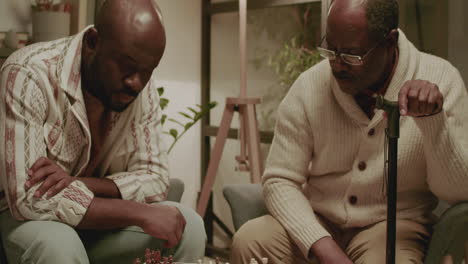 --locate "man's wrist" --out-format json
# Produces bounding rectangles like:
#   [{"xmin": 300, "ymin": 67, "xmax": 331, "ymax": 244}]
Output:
[
  {"xmin": 132, "ymin": 202, "xmax": 154, "ymax": 227},
  {"xmin": 78, "ymin": 177, "xmax": 121, "ymax": 198},
  {"xmin": 310, "ymin": 236, "xmax": 348, "ymax": 262}
]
